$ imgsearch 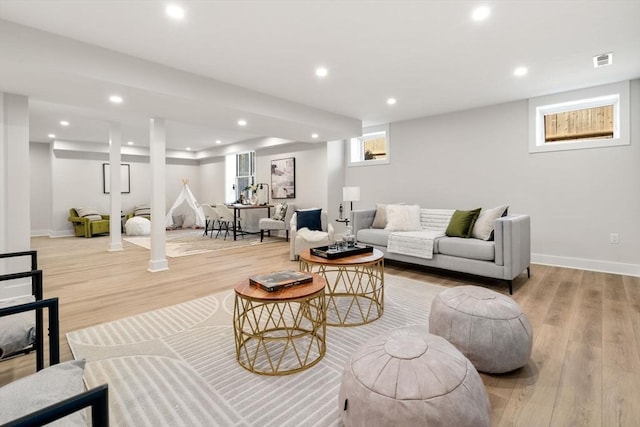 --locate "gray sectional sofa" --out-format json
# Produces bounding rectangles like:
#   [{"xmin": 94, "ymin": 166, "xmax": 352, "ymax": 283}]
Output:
[{"xmin": 351, "ymin": 208, "xmax": 531, "ymax": 294}]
